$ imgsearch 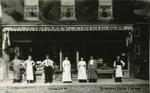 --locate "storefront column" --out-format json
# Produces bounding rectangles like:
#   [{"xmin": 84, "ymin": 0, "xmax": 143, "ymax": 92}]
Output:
[
  {"xmin": 1, "ymin": 31, "xmax": 10, "ymax": 80},
  {"xmin": 2, "ymin": 51, "xmax": 10, "ymax": 79},
  {"xmin": 59, "ymin": 49, "xmax": 62, "ymax": 71},
  {"xmin": 76, "ymin": 51, "xmax": 79, "ymax": 70}
]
